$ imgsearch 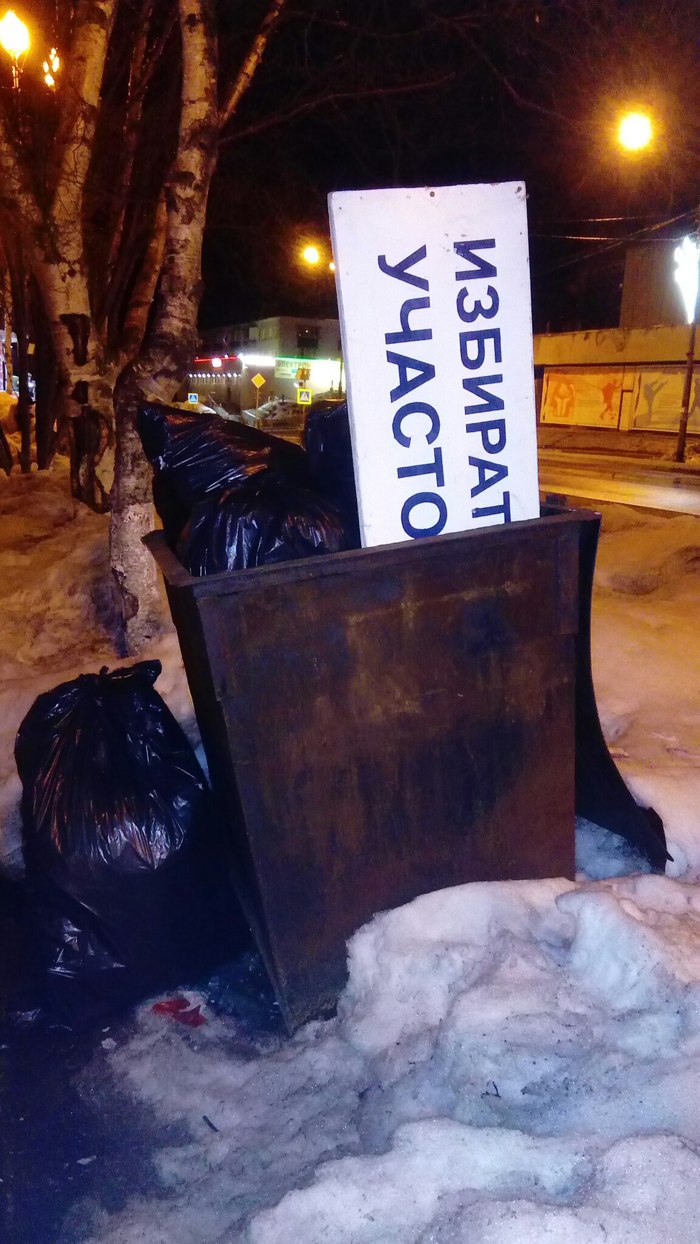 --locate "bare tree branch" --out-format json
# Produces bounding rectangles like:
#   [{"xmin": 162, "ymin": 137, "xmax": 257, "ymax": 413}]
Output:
[
  {"xmin": 219, "ymin": 0, "xmax": 288, "ymax": 129},
  {"xmin": 221, "ymin": 67, "xmax": 459, "ymax": 147}
]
